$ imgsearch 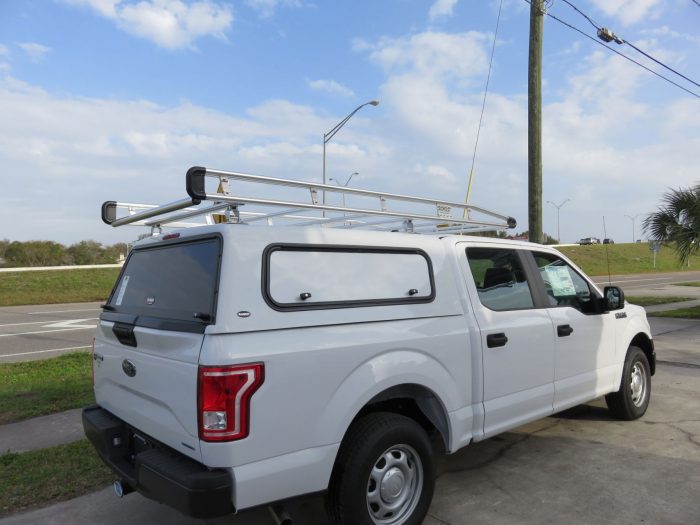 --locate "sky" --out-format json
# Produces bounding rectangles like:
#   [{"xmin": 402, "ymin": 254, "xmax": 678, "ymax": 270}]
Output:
[{"xmin": 0, "ymin": 0, "xmax": 699, "ymax": 245}]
